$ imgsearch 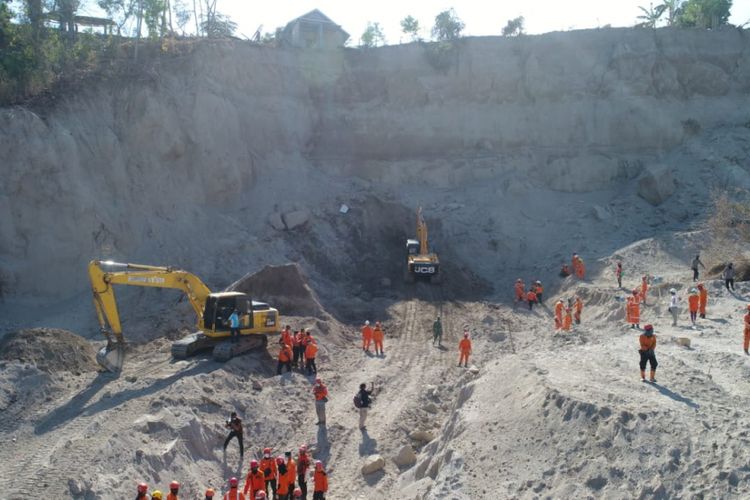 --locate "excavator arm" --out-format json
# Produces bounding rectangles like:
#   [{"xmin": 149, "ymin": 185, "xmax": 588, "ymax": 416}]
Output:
[
  {"xmin": 417, "ymin": 207, "xmax": 429, "ymax": 255},
  {"xmin": 88, "ymin": 260, "xmax": 213, "ymax": 371}
]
